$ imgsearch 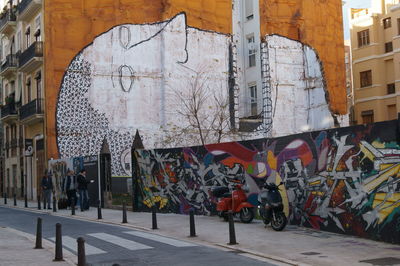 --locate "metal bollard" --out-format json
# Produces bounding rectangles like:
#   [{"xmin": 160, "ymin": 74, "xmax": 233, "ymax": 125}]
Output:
[
  {"xmin": 97, "ymin": 201, "xmax": 102, "ymax": 220},
  {"xmin": 37, "ymin": 195, "xmax": 41, "ymax": 210},
  {"xmin": 228, "ymin": 211, "xmax": 237, "ymax": 245},
  {"xmin": 34, "ymin": 217, "xmax": 43, "ymax": 249},
  {"xmin": 189, "ymin": 209, "xmax": 196, "ymax": 237},
  {"xmin": 122, "ymin": 202, "xmax": 127, "ymax": 223},
  {"xmin": 71, "ymin": 203, "xmax": 76, "ymax": 216},
  {"xmin": 54, "ymin": 223, "xmax": 64, "ymax": 261},
  {"xmin": 4, "ymin": 193, "xmax": 7, "ymax": 205},
  {"xmin": 24, "ymin": 194, "xmax": 28, "ymax": 208},
  {"xmin": 77, "ymin": 237, "xmax": 86, "ymax": 266},
  {"xmin": 152, "ymin": 208, "xmax": 158, "ymax": 230},
  {"xmin": 13, "ymin": 193, "xmax": 17, "ymax": 206},
  {"xmin": 53, "ymin": 196, "xmax": 57, "ymax": 212}
]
